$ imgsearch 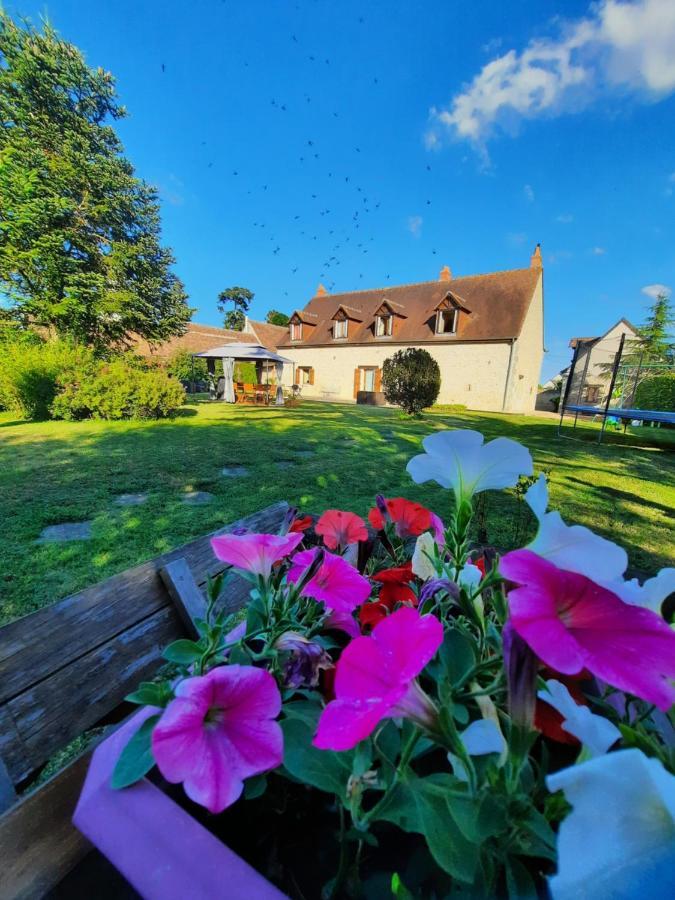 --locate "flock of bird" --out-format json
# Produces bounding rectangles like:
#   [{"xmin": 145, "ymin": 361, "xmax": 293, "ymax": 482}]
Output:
[{"xmin": 161, "ymin": 14, "xmax": 438, "ymax": 299}]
